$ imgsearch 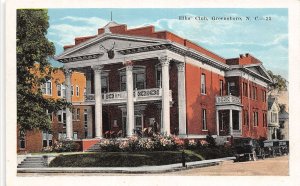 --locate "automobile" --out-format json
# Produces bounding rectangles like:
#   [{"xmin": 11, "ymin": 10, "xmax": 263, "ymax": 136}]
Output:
[
  {"xmin": 263, "ymin": 140, "xmax": 284, "ymax": 157},
  {"xmin": 279, "ymin": 140, "xmax": 289, "ymax": 155},
  {"xmin": 233, "ymin": 137, "xmax": 265, "ymax": 162}
]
